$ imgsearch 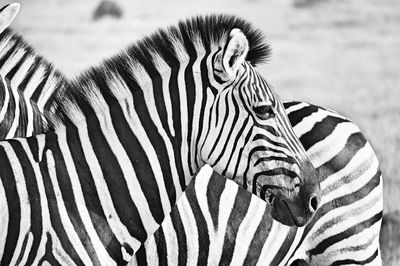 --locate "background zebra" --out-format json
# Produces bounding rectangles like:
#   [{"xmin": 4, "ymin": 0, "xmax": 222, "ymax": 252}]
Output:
[
  {"xmin": 0, "ymin": 3, "xmax": 66, "ymax": 139},
  {"xmin": 0, "ymin": 14, "xmax": 322, "ymax": 264},
  {"xmin": 133, "ymin": 101, "xmax": 382, "ymax": 265}
]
